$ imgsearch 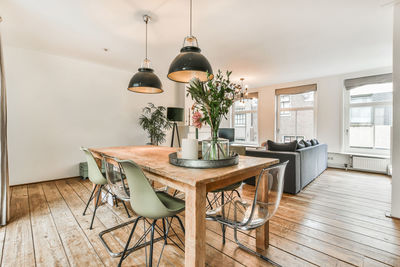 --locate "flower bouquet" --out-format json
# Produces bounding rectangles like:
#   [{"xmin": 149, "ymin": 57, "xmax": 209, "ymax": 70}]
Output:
[{"xmin": 187, "ymin": 70, "xmax": 238, "ymax": 160}]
